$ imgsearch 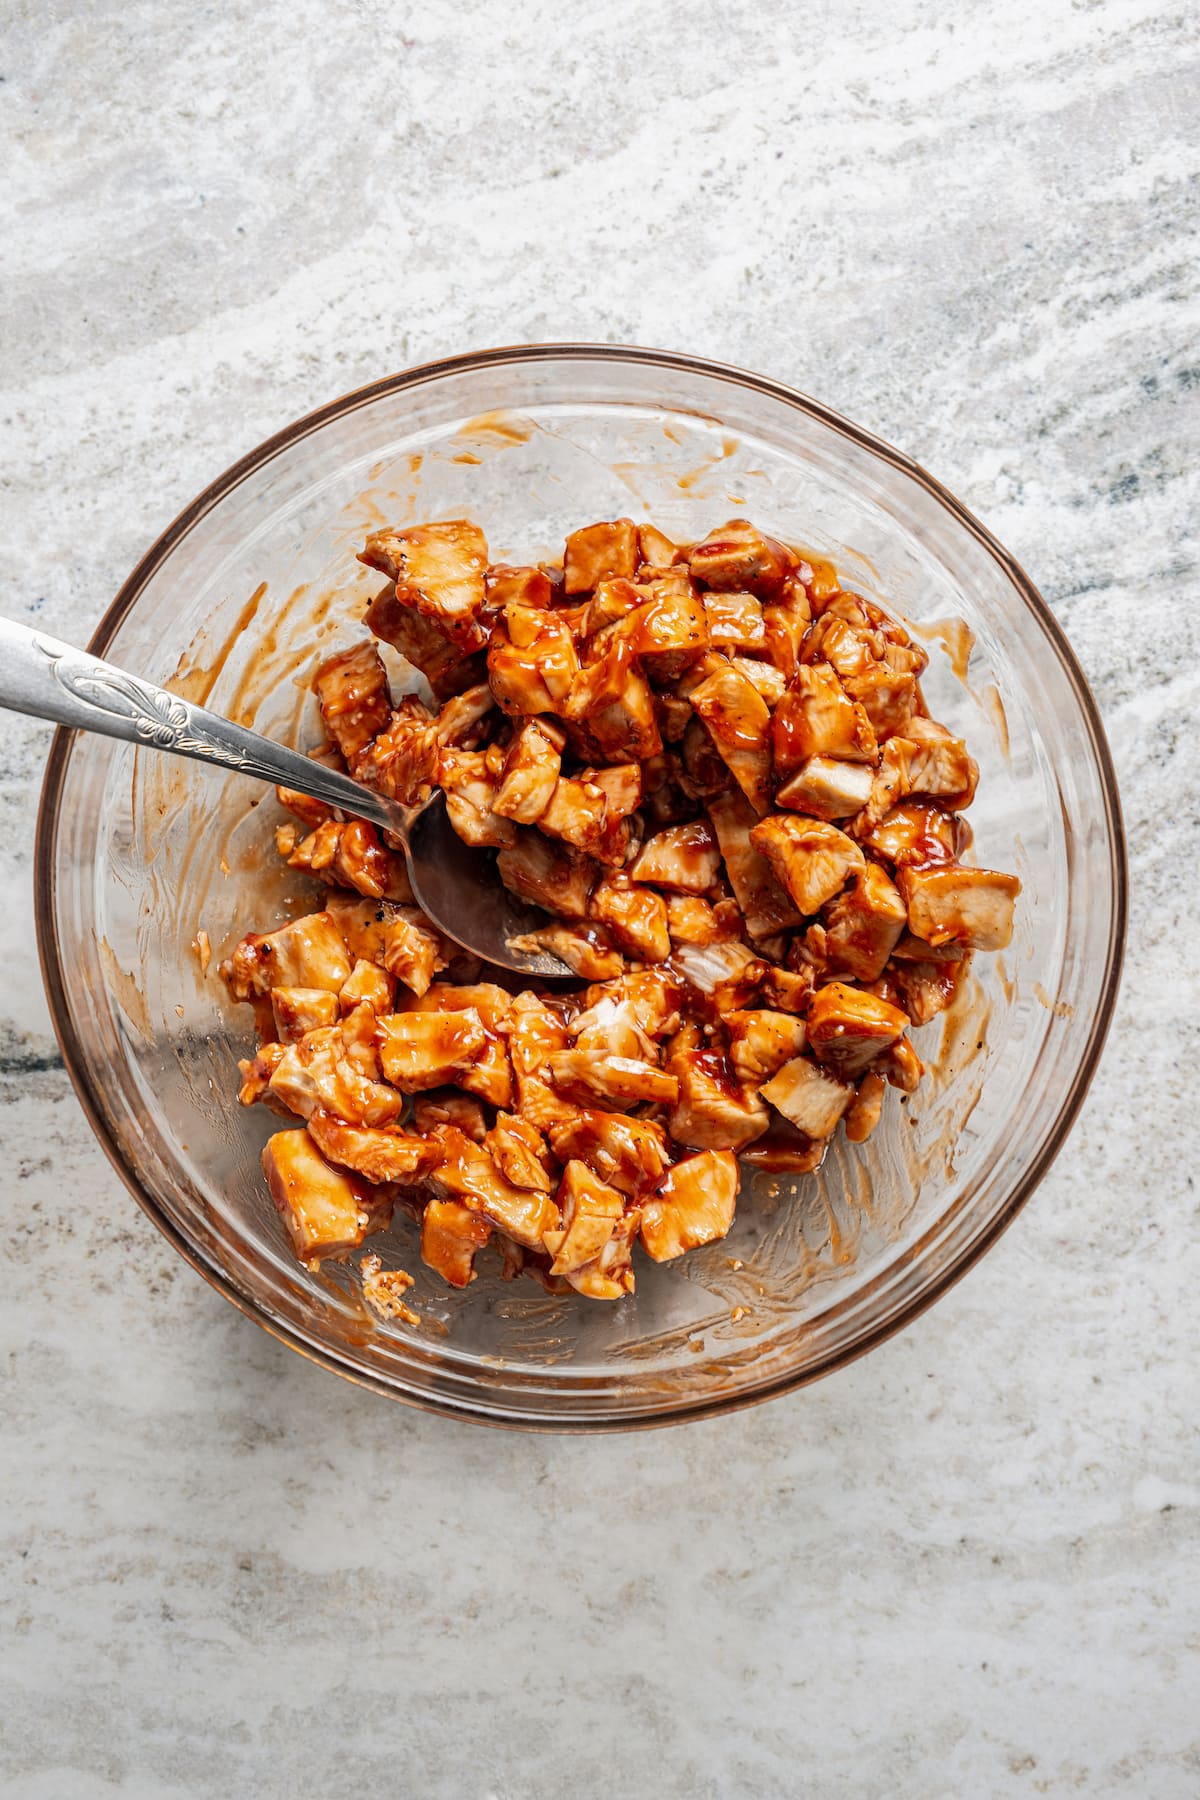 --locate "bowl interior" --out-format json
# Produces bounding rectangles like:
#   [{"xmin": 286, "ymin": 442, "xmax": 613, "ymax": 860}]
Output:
[{"xmin": 38, "ymin": 349, "xmax": 1123, "ymax": 1426}]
